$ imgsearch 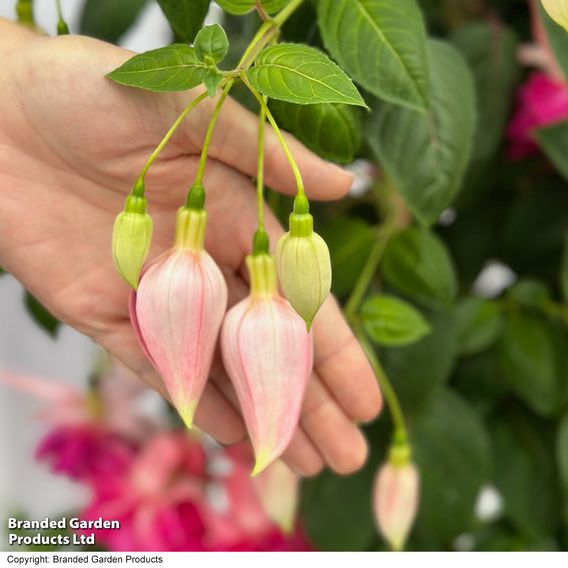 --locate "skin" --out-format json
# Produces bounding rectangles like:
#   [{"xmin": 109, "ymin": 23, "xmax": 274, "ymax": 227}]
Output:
[{"xmin": 0, "ymin": 19, "xmax": 382, "ymax": 476}]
